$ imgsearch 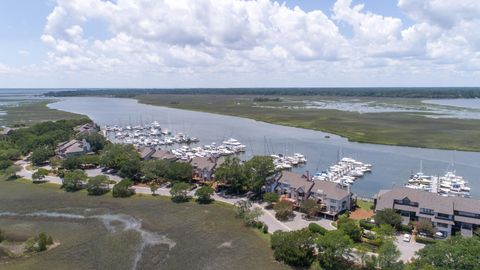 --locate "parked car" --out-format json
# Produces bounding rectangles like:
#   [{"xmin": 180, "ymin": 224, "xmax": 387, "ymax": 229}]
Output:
[{"xmin": 403, "ymin": 233, "xmax": 411, "ymax": 242}]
